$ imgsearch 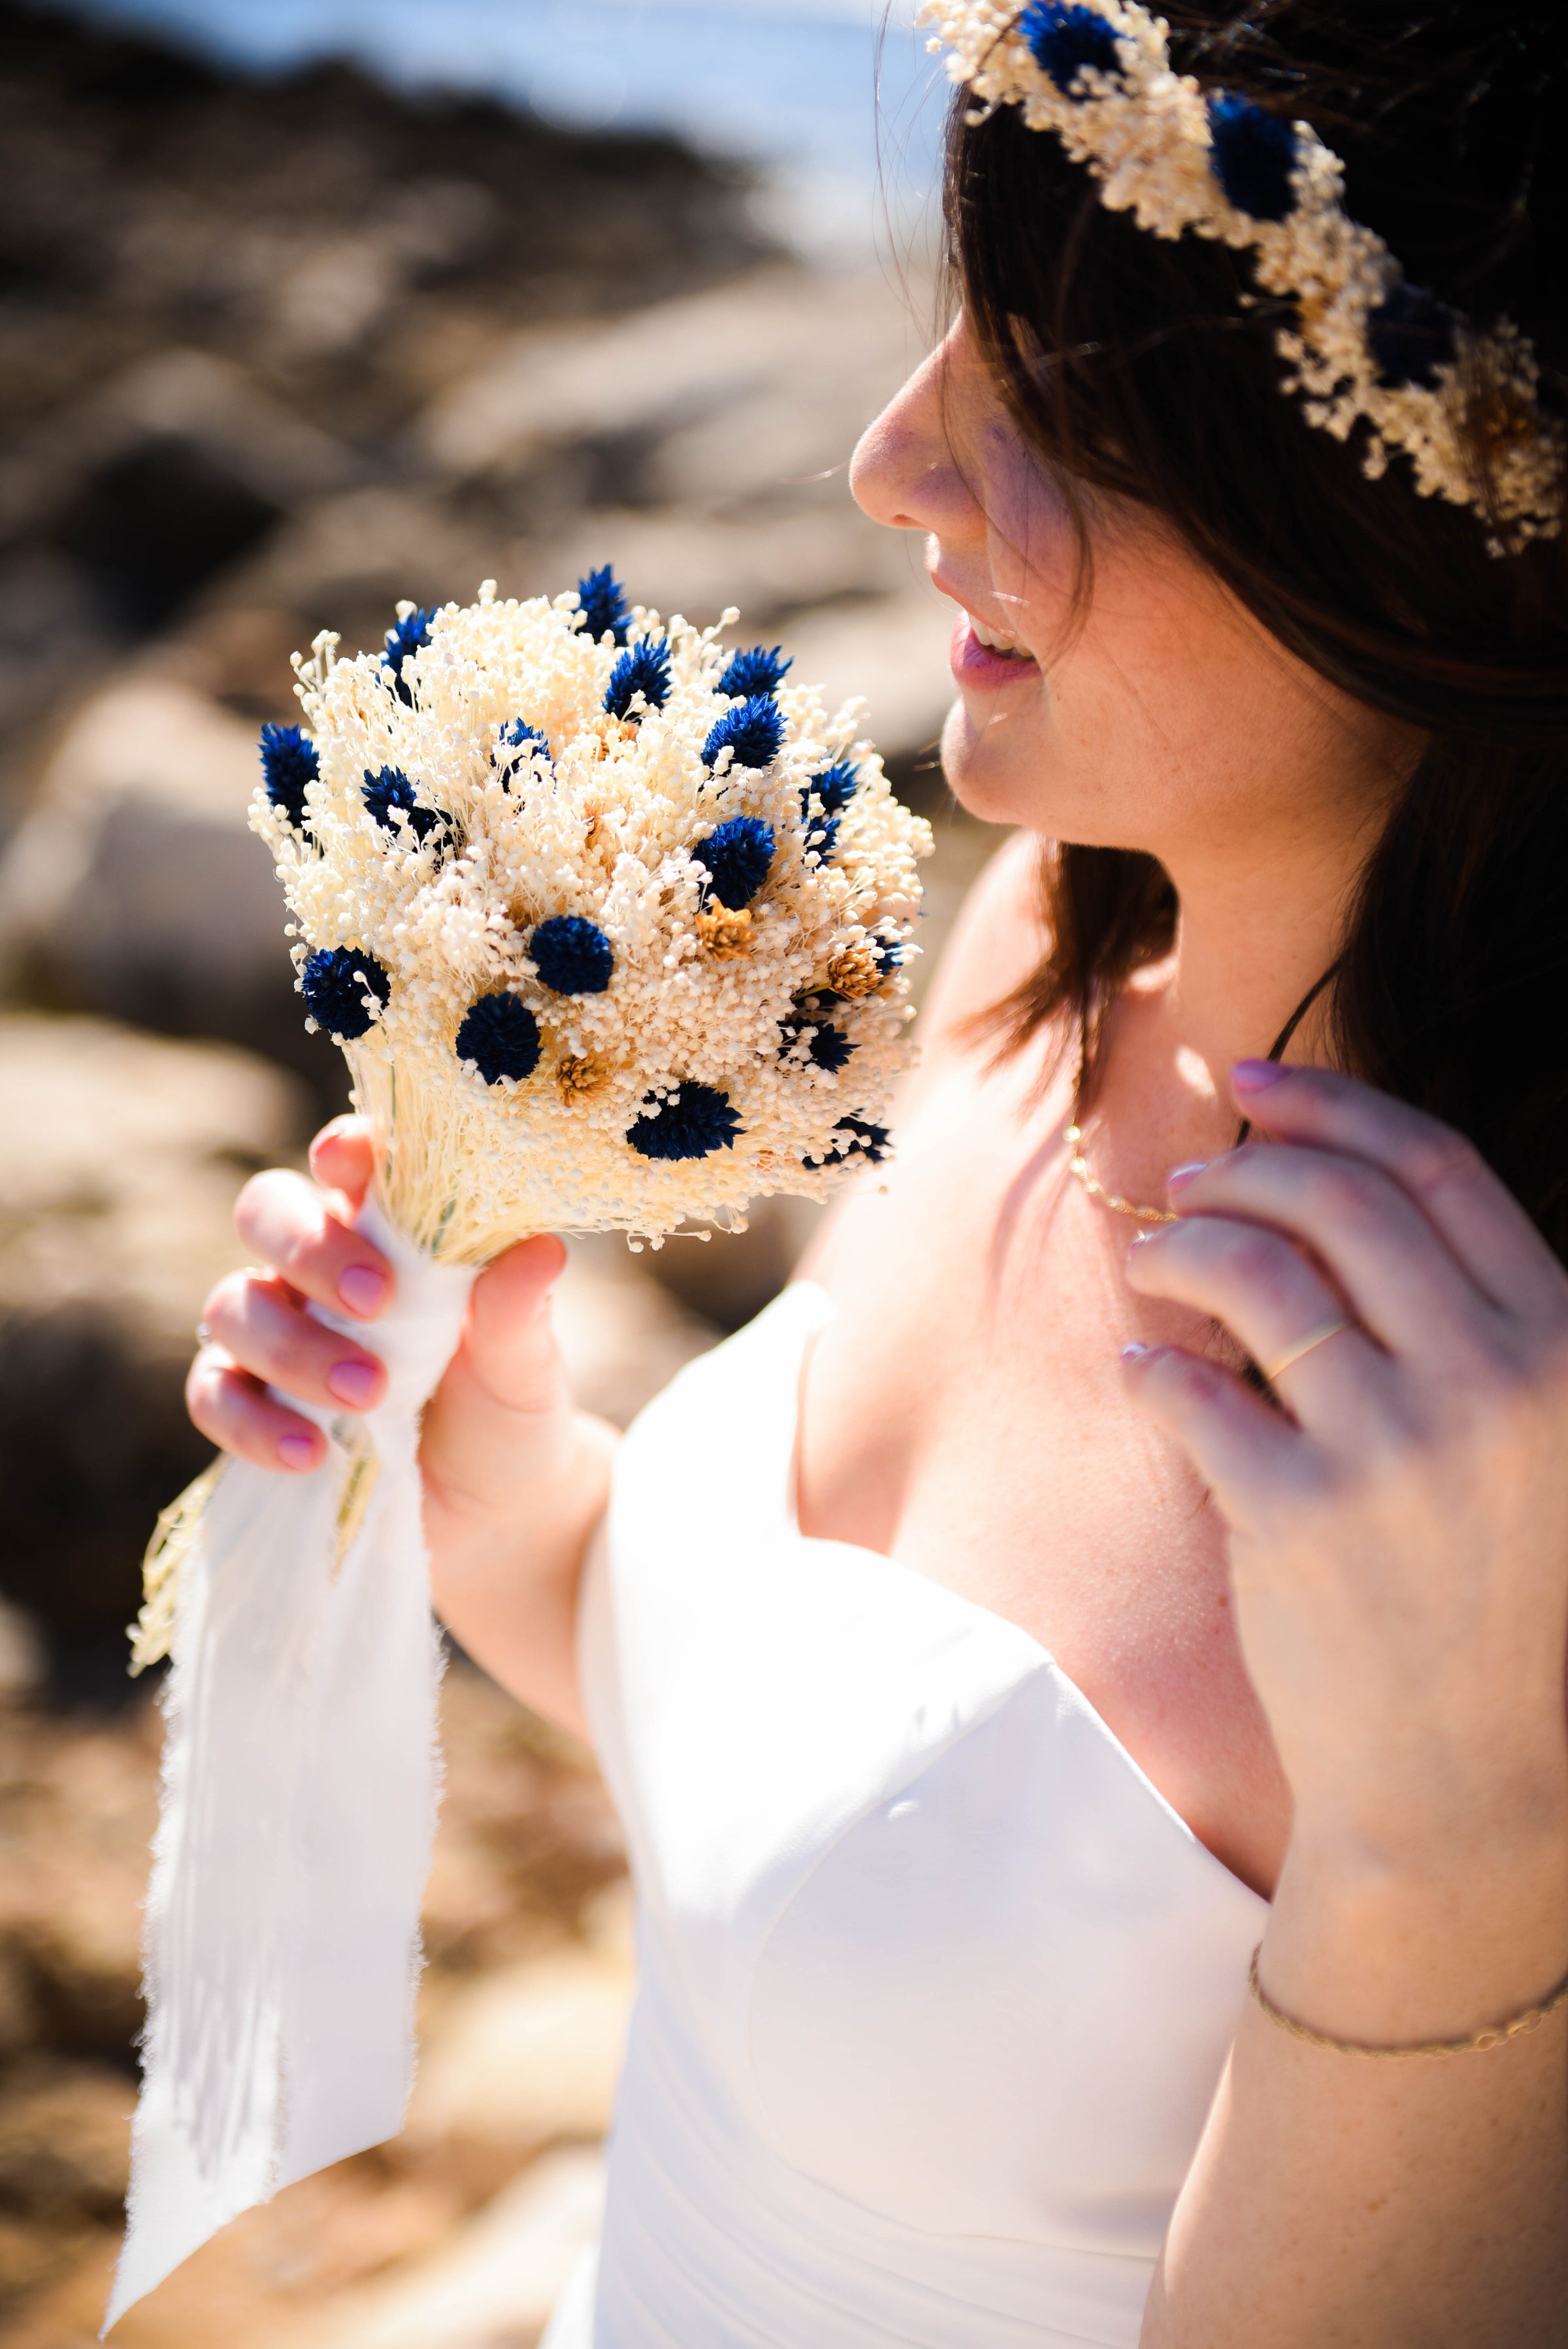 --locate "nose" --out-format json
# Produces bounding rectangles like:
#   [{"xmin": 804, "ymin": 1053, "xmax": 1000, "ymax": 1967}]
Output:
[{"xmin": 850, "ymin": 318, "xmax": 983, "ymax": 541}]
